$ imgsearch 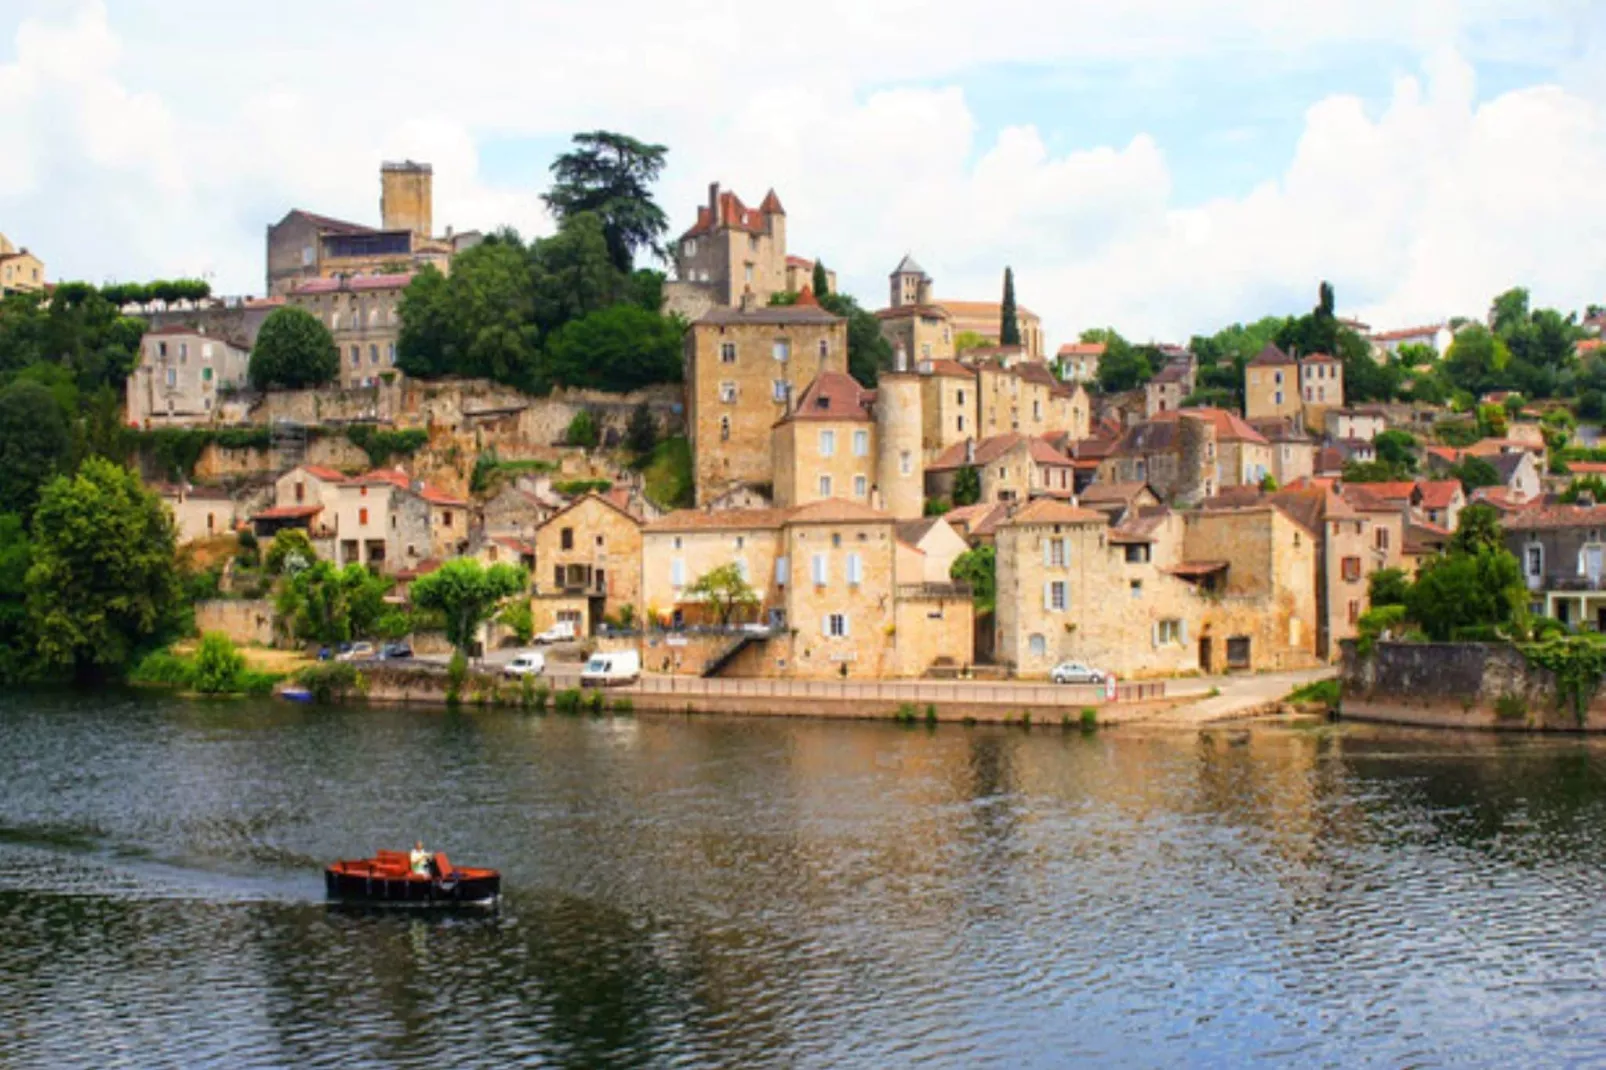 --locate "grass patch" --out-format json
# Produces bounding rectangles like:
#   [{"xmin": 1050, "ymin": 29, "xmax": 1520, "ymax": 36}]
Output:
[
  {"xmin": 1286, "ymin": 679, "xmax": 1341, "ymax": 709},
  {"xmin": 553, "ymin": 479, "xmax": 613, "ymax": 497},
  {"xmin": 294, "ymin": 662, "xmax": 364, "ymax": 704},
  {"xmin": 640, "ymin": 436, "xmax": 693, "ymax": 509},
  {"xmin": 1080, "ymin": 707, "xmax": 1098, "ymax": 731},
  {"xmin": 130, "ymin": 640, "xmax": 282, "ymax": 697}
]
